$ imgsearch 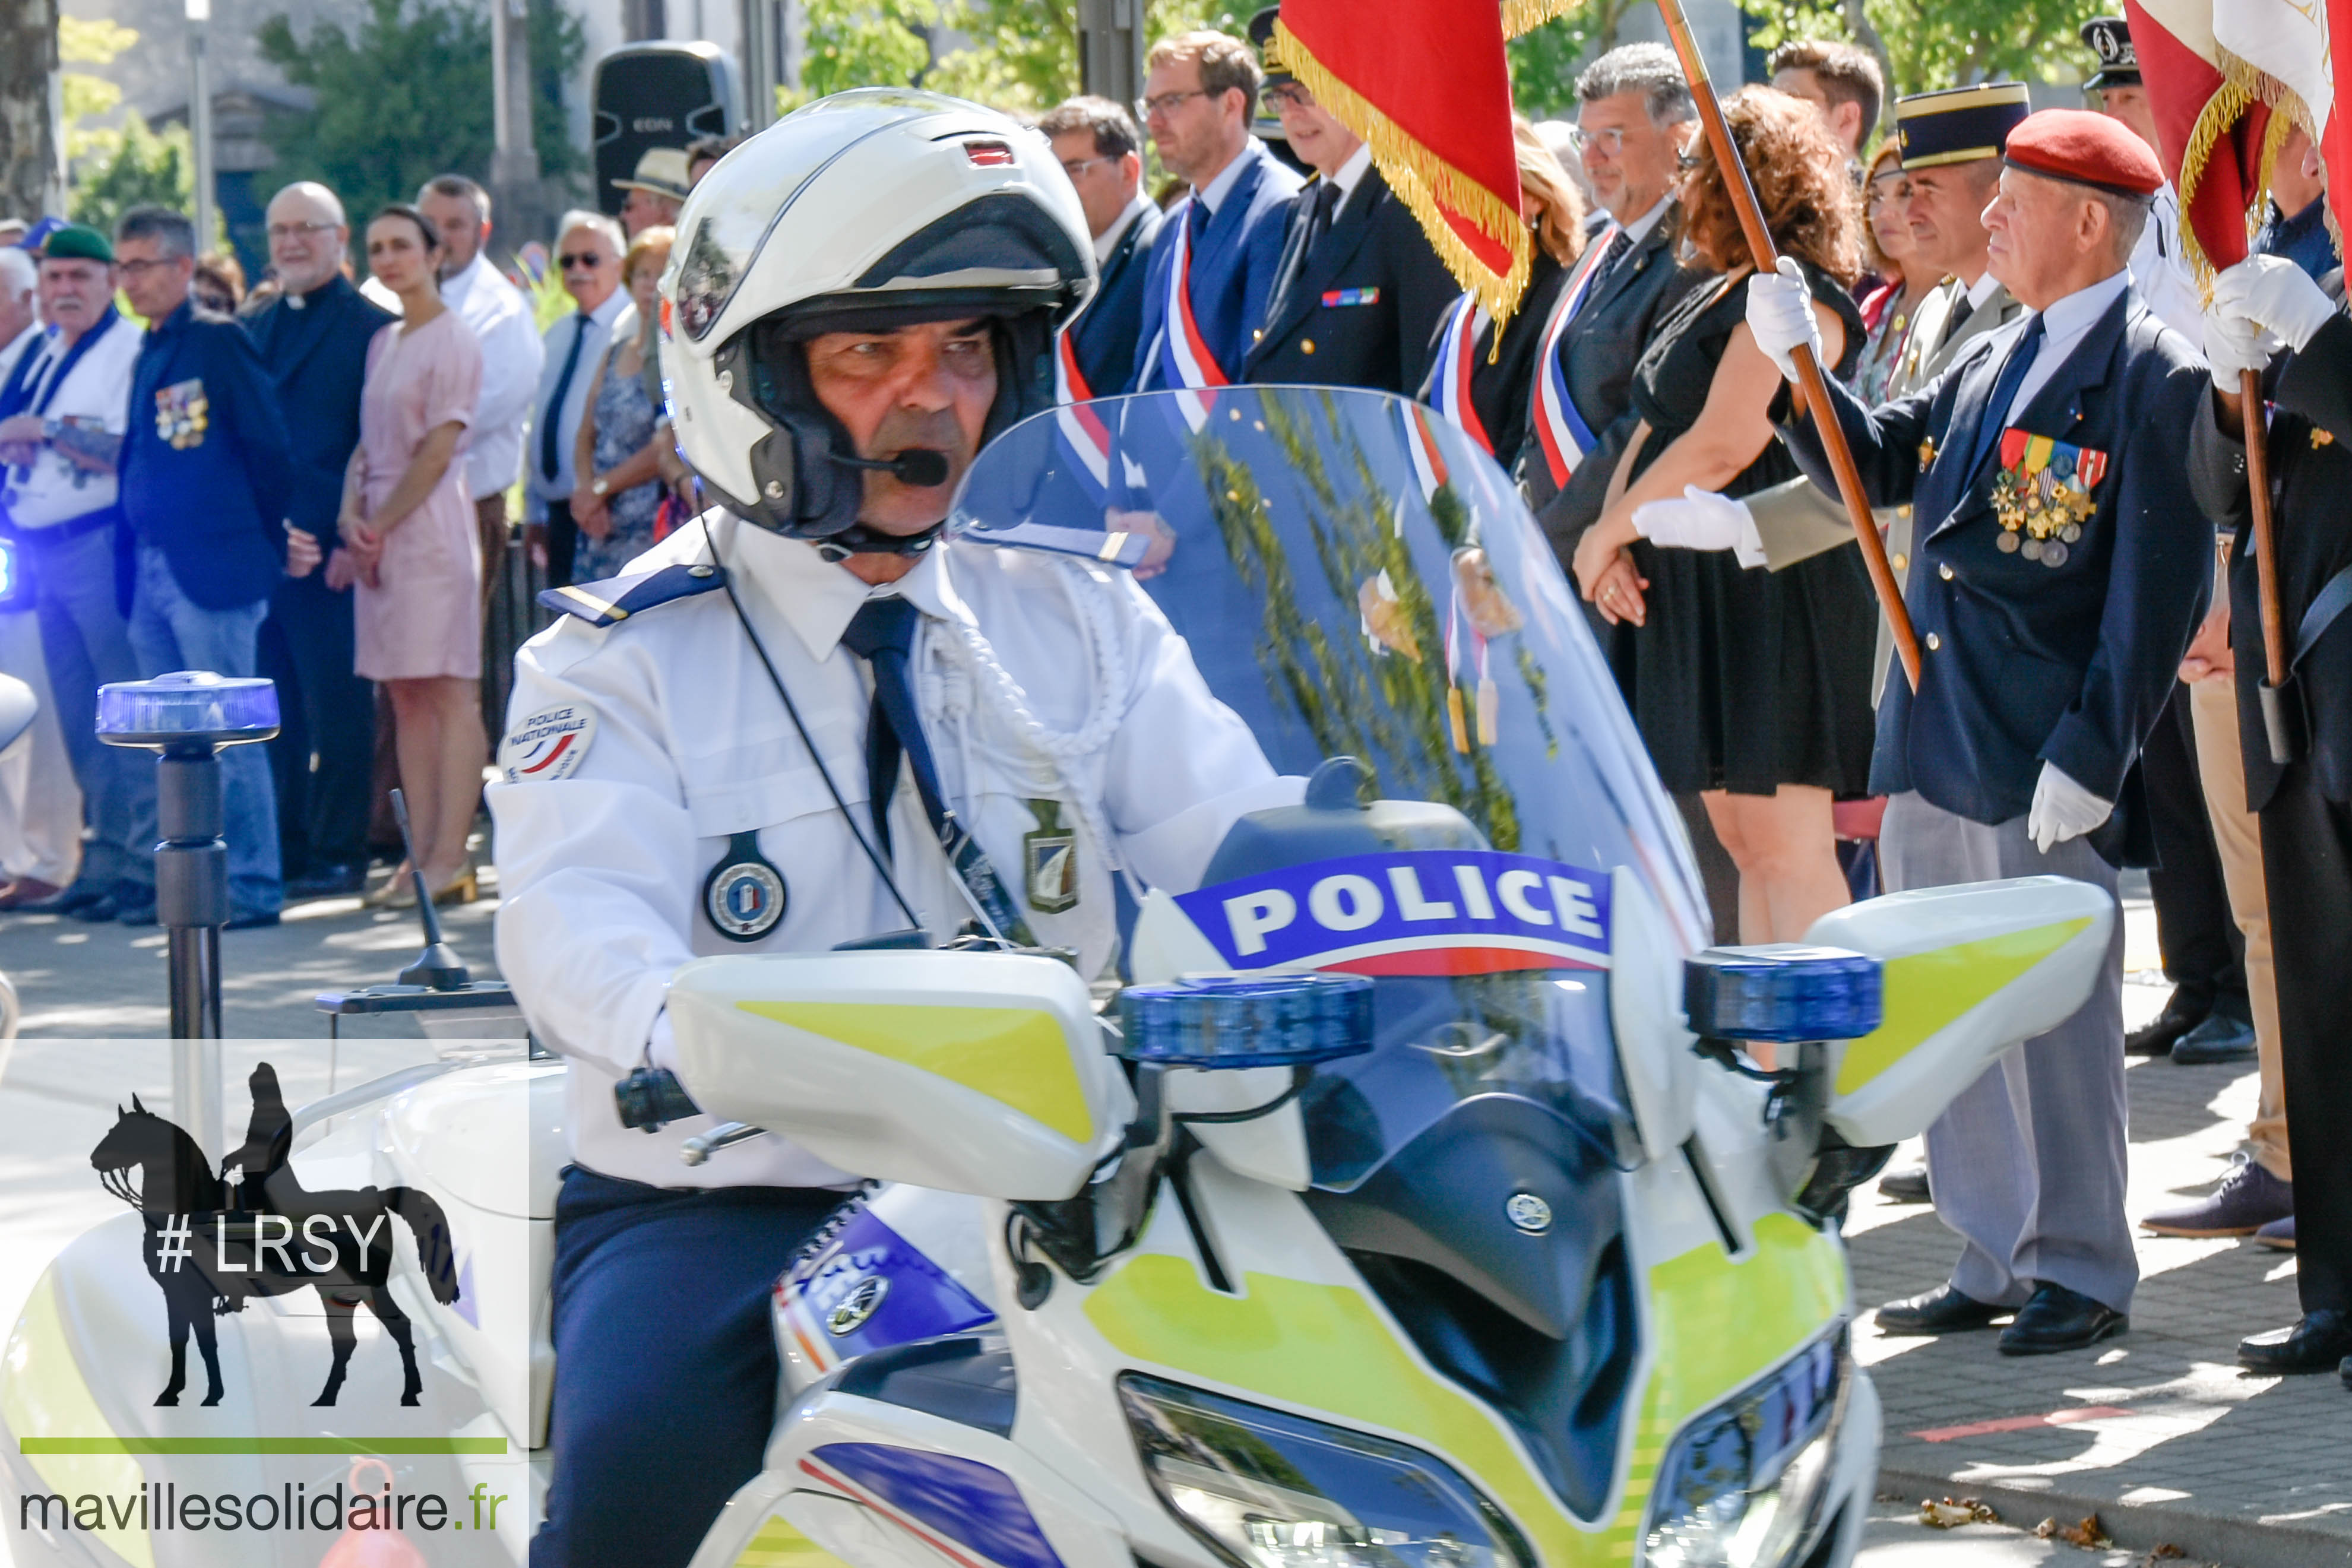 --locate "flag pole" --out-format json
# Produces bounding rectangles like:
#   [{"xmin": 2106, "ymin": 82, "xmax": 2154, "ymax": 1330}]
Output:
[
  {"xmin": 1654, "ymin": 0, "xmax": 1923, "ymax": 690},
  {"xmin": 2240, "ymin": 368, "xmax": 2297, "ymax": 760}
]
